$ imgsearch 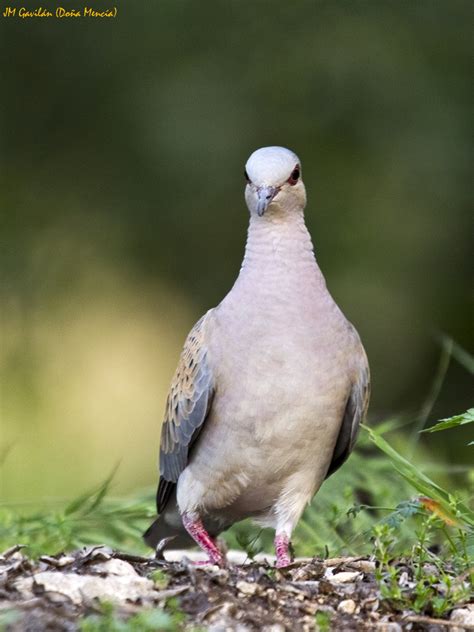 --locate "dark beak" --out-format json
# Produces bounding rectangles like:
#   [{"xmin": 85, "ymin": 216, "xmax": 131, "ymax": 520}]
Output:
[{"xmin": 256, "ymin": 186, "xmax": 278, "ymax": 216}]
